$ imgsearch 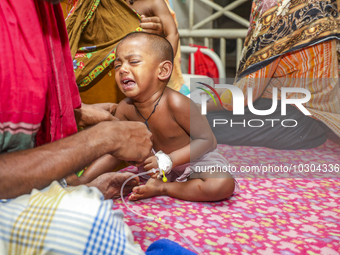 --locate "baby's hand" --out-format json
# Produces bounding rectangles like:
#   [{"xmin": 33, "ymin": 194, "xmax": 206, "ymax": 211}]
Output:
[
  {"xmin": 148, "ymin": 172, "xmax": 159, "ymax": 179},
  {"xmin": 144, "ymin": 155, "xmax": 158, "ymax": 172}
]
